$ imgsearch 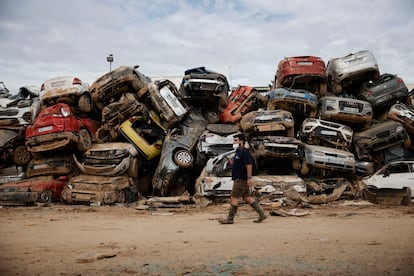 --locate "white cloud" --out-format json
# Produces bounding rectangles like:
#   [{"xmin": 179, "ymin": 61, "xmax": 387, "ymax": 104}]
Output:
[{"xmin": 0, "ymin": 0, "xmax": 413, "ymax": 93}]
